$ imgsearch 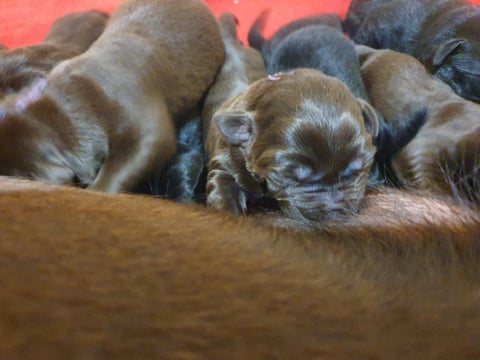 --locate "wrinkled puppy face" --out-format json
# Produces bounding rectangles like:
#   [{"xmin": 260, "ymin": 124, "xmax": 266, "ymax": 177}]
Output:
[{"xmin": 215, "ymin": 69, "xmax": 378, "ymax": 224}]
